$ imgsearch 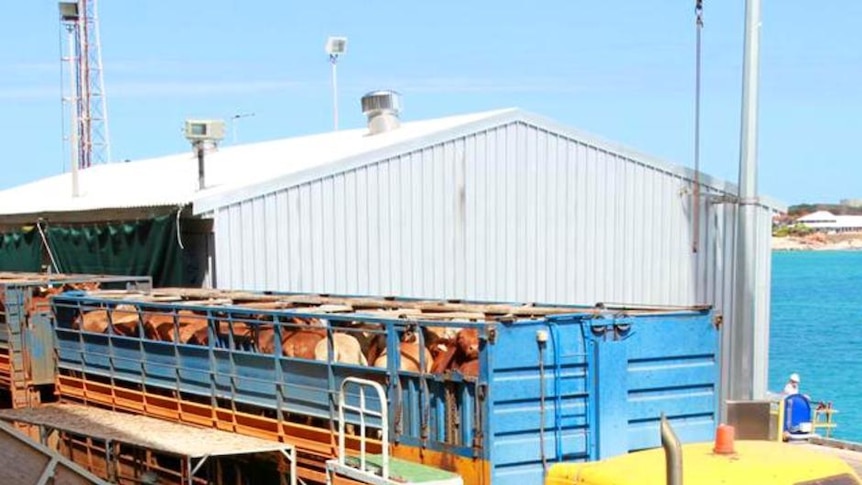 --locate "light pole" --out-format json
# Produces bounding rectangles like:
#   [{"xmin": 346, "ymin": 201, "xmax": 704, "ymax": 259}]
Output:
[
  {"xmin": 231, "ymin": 112, "xmax": 255, "ymax": 144},
  {"xmin": 326, "ymin": 36, "xmax": 348, "ymax": 131},
  {"xmin": 59, "ymin": 2, "xmax": 80, "ymax": 197}
]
